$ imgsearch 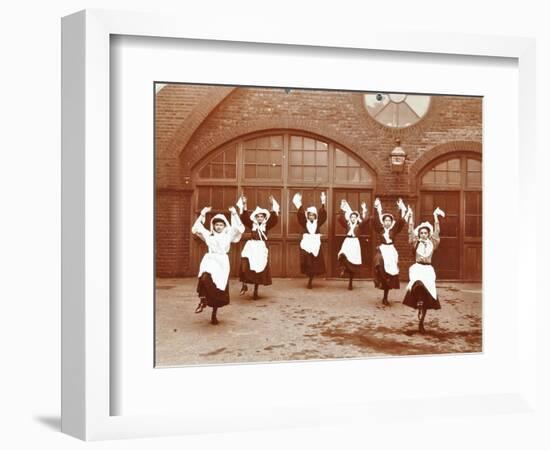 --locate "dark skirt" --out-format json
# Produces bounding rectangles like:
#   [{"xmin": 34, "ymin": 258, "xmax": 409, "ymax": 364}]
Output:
[
  {"xmin": 373, "ymin": 249, "xmax": 400, "ymax": 290},
  {"xmin": 338, "ymin": 254, "xmax": 362, "ymax": 276},
  {"xmin": 196, "ymin": 272, "xmax": 230, "ymax": 308},
  {"xmin": 239, "ymin": 258, "xmax": 272, "ymax": 286},
  {"xmin": 403, "ymin": 281, "xmax": 441, "ymax": 310},
  {"xmin": 300, "ymin": 247, "xmax": 326, "ymax": 276}
]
